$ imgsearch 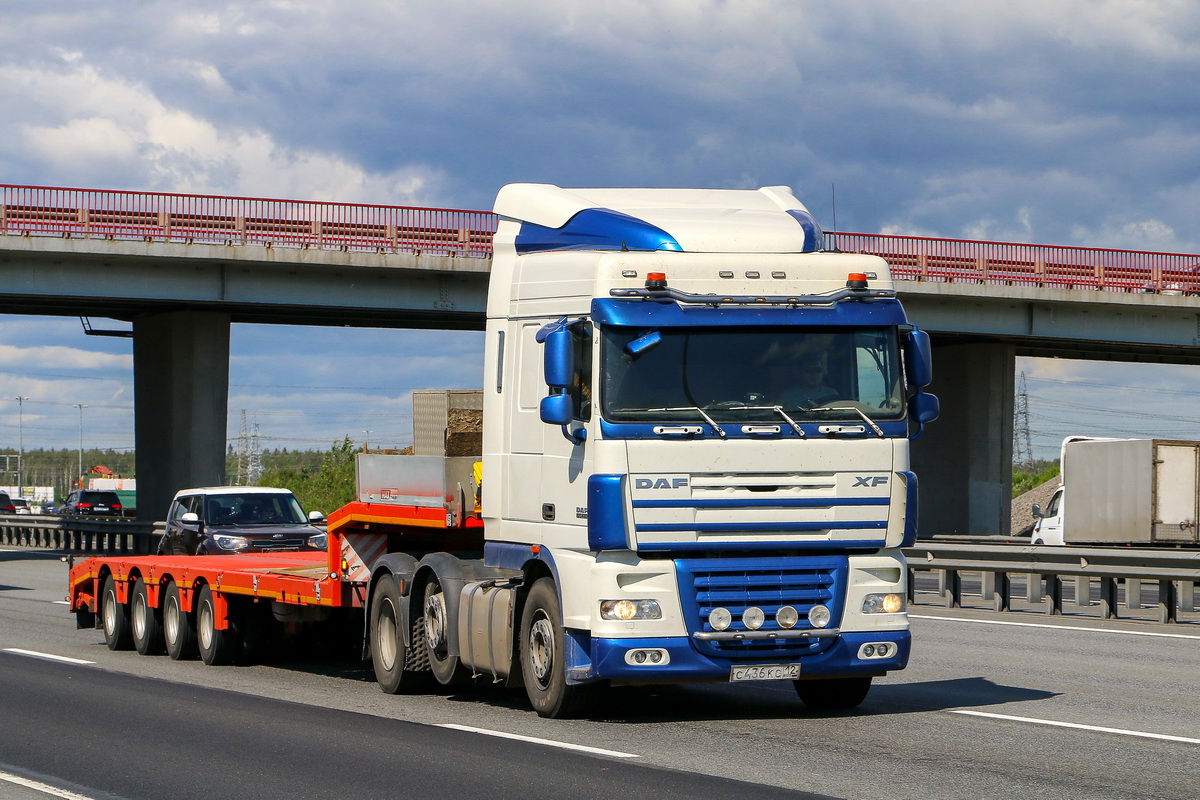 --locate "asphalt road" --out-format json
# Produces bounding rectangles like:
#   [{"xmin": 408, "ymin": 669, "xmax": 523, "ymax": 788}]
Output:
[{"xmin": 2, "ymin": 547, "xmax": 1198, "ymax": 800}]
